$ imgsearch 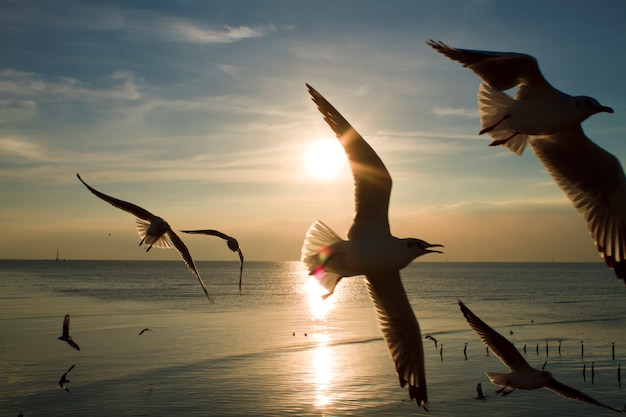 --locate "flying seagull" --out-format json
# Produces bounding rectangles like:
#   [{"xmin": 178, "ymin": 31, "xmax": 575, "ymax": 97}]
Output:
[
  {"xmin": 426, "ymin": 41, "xmax": 625, "ymax": 283},
  {"xmin": 475, "ymin": 382, "xmax": 488, "ymax": 400},
  {"xmin": 181, "ymin": 229, "xmax": 244, "ymax": 292},
  {"xmin": 58, "ymin": 364, "xmax": 76, "ymax": 392},
  {"xmin": 58, "ymin": 314, "xmax": 80, "ymax": 351},
  {"xmin": 425, "ymin": 334, "xmax": 438, "ymax": 349},
  {"xmin": 458, "ymin": 300, "xmax": 622, "ymax": 412},
  {"xmin": 301, "ymin": 84, "xmax": 443, "ymax": 410},
  {"xmin": 138, "ymin": 328, "xmax": 153, "ymax": 336},
  {"xmin": 76, "ymin": 173, "xmax": 213, "ymax": 303}
]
